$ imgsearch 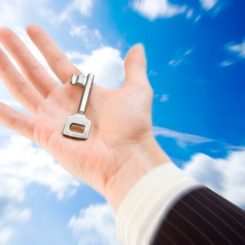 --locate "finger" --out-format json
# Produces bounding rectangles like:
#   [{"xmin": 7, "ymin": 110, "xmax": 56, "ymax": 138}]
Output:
[
  {"xmin": 0, "ymin": 48, "xmax": 43, "ymax": 113},
  {"xmin": 124, "ymin": 44, "xmax": 149, "ymax": 89},
  {"xmin": 26, "ymin": 24, "xmax": 81, "ymax": 84},
  {"xmin": 0, "ymin": 28, "xmax": 56, "ymax": 97},
  {"xmin": 0, "ymin": 101, "xmax": 34, "ymax": 140}
]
